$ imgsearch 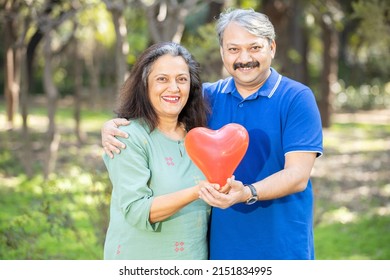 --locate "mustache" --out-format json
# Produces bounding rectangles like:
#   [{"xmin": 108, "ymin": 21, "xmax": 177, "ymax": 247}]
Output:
[{"xmin": 233, "ymin": 61, "xmax": 260, "ymax": 70}]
